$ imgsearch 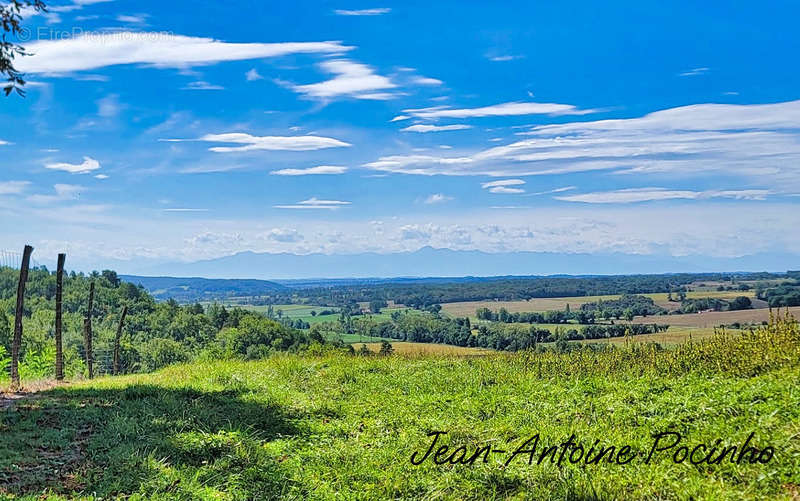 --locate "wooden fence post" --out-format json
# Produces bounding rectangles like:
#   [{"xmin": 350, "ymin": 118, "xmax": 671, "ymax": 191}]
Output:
[
  {"xmin": 55, "ymin": 253, "xmax": 65, "ymax": 381},
  {"xmin": 10, "ymin": 245, "xmax": 33, "ymax": 391},
  {"xmin": 84, "ymin": 281, "xmax": 95, "ymax": 379},
  {"xmin": 112, "ymin": 305, "xmax": 128, "ymax": 375}
]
